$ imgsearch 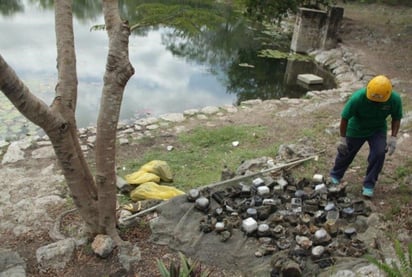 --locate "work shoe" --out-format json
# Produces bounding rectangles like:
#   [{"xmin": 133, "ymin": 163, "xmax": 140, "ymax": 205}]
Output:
[
  {"xmin": 362, "ymin": 187, "xmax": 374, "ymax": 197},
  {"xmin": 329, "ymin": 176, "xmax": 340, "ymax": 186}
]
